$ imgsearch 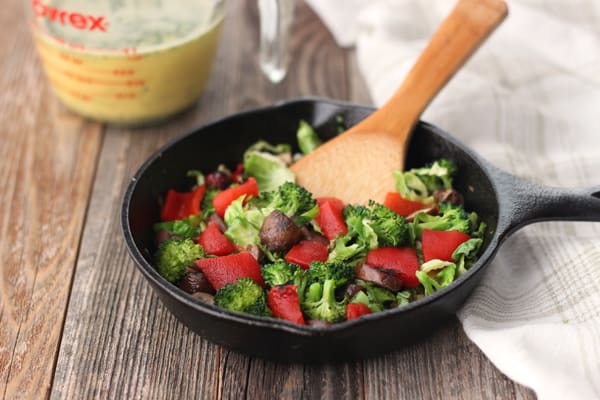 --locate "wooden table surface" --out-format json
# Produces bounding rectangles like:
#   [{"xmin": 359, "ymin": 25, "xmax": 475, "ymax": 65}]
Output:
[{"xmin": 1, "ymin": 0, "xmax": 536, "ymax": 399}]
